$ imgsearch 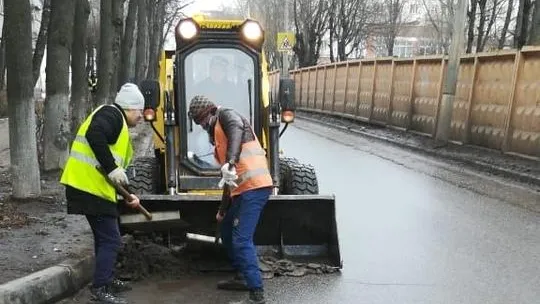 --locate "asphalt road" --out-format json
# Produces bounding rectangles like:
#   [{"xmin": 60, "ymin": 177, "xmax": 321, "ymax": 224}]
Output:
[{"xmin": 59, "ymin": 118, "xmax": 540, "ymax": 304}]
